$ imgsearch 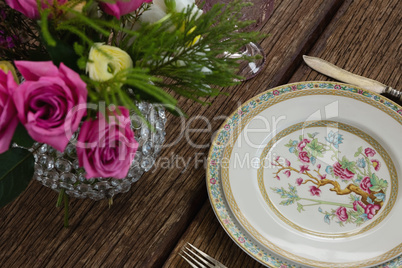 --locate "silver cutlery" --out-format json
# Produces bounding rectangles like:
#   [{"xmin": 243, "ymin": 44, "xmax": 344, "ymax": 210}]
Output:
[
  {"xmin": 180, "ymin": 243, "xmax": 228, "ymax": 268},
  {"xmin": 303, "ymin": 55, "xmax": 402, "ymax": 101}
]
